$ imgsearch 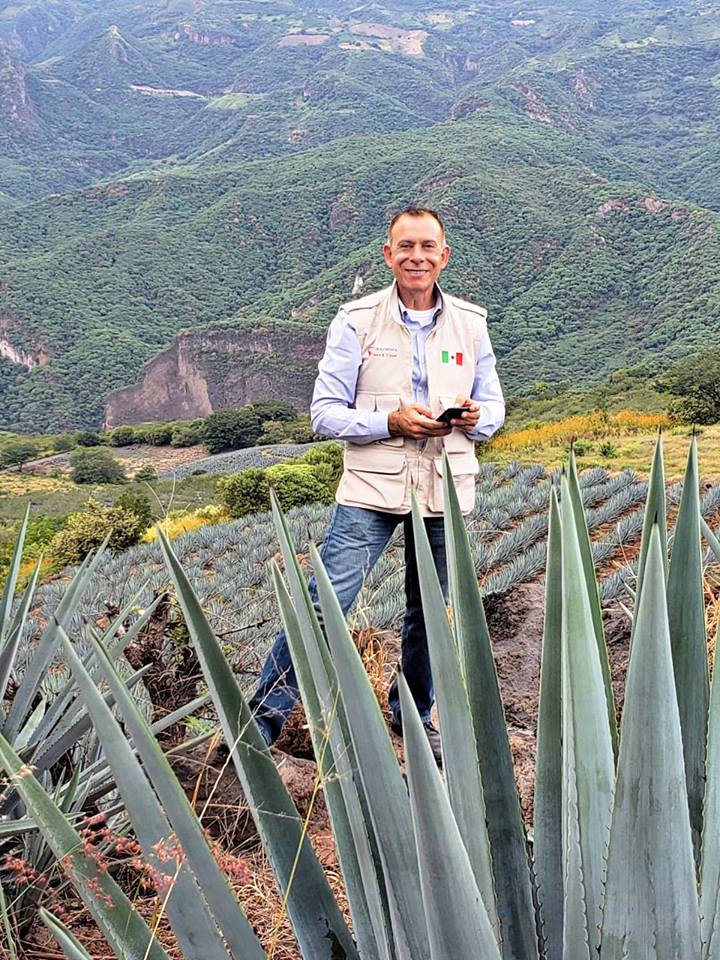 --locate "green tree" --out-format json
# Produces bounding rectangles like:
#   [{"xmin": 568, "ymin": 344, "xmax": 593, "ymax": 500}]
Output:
[
  {"xmin": 219, "ymin": 468, "xmax": 271, "ymax": 517},
  {"xmin": 0, "ymin": 438, "xmax": 41, "ymax": 472},
  {"xmin": 204, "ymin": 408, "xmax": 262, "ymax": 455},
  {"xmin": 48, "ymin": 499, "xmax": 147, "ymax": 566},
  {"xmin": 74, "ymin": 430, "xmax": 103, "ymax": 447},
  {"xmin": 70, "ymin": 448, "xmax": 126, "ymax": 484},
  {"xmin": 109, "ymin": 426, "xmax": 136, "ymax": 447},
  {"xmin": 251, "ymin": 401, "xmax": 298, "ymax": 423},
  {"xmin": 170, "ymin": 420, "xmax": 205, "ymax": 447},
  {"xmin": 661, "ymin": 348, "xmax": 720, "ymax": 424}
]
